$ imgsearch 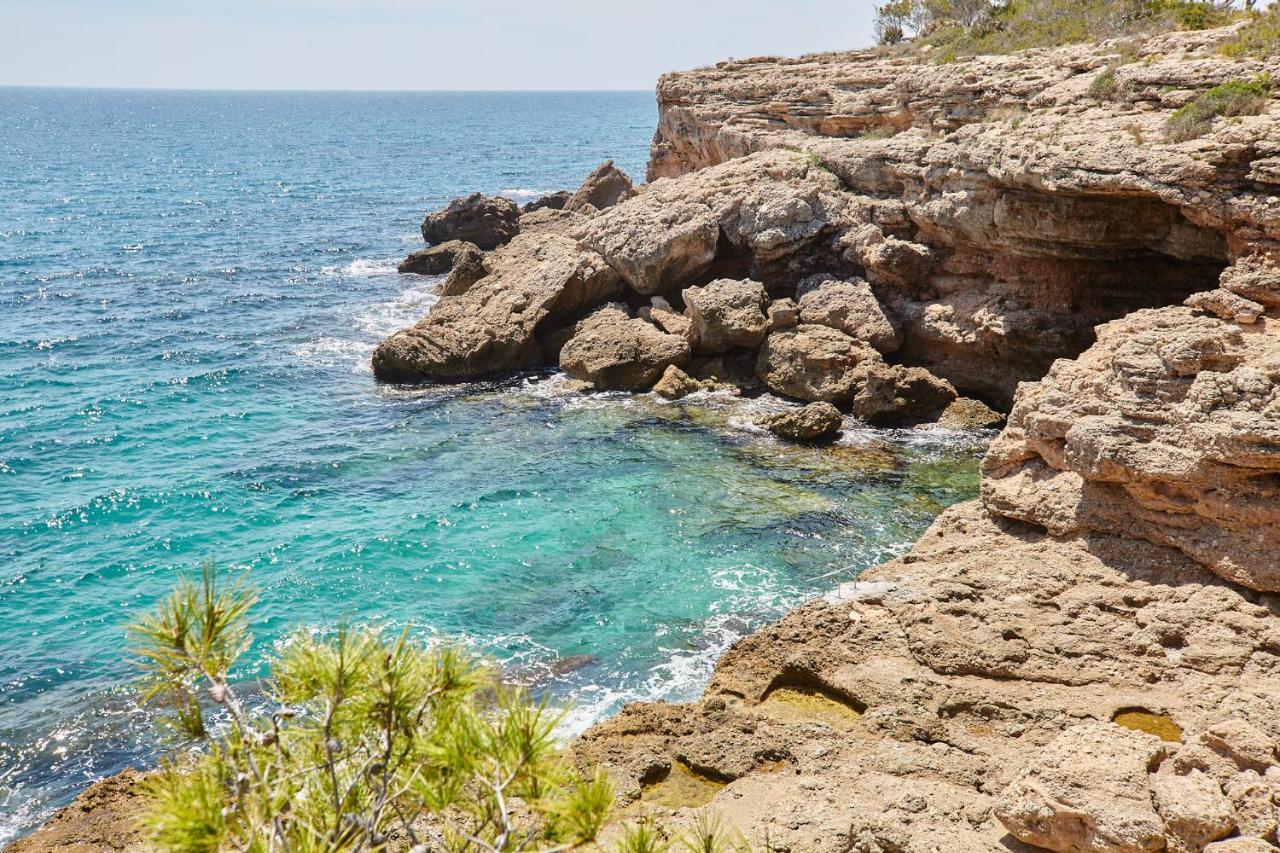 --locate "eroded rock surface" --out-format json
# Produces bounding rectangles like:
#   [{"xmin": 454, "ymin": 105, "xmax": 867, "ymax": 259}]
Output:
[
  {"xmin": 575, "ymin": 256, "xmax": 1280, "ymax": 850},
  {"xmin": 560, "ymin": 303, "xmax": 691, "ymax": 391},
  {"xmin": 420, "ymin": 192, "xmax": 520, "ymax": 251},
  {"xmin": 982, "ymin": 268, "xmax": 1280, "ymax": 591}
]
